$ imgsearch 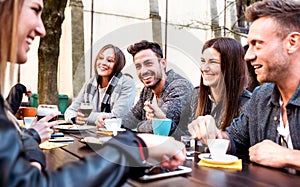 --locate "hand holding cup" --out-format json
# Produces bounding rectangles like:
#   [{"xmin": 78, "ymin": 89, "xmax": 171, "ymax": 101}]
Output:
[
  {"xmin": 30, "ymin": 106, "xmax": 61, "ymax": 143},
  {"xmin": 77, "ymin": 102, "xmax": 93, "ymax": 125}
]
